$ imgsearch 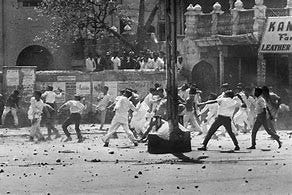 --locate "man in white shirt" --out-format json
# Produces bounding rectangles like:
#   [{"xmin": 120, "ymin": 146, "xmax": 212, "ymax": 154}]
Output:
[
  {"xmin": 198, "ymin": 90, "xmax": 241, "ymax": 151},
  {"xmin": 96, "ymin": 86, "xmax": 112, "ymax": 130},
  {"xmin": 28, "ymin": 91, "xmax": 54, "ymax": 142},
  {"xmin": 58, "ymin": 95, "xmax": 86, "ymax": 143},
  {"xmin": 111, "ymin": 52, "xmax": 121, "ymax": 70},
  {"xmin": 85, "ymin": 55, "xmax": 96, "ymax": 72},
  {"xmin": 102, "ymin": 89, "xmax": 138, "ymax": 147}
]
